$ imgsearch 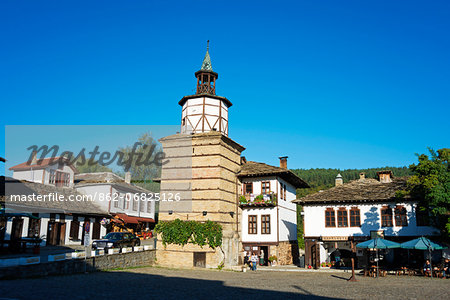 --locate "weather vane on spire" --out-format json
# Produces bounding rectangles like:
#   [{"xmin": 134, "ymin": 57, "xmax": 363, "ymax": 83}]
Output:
[{"xmin": 200, "ymin": 40, "xmax": 213, "ymax": 71}]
